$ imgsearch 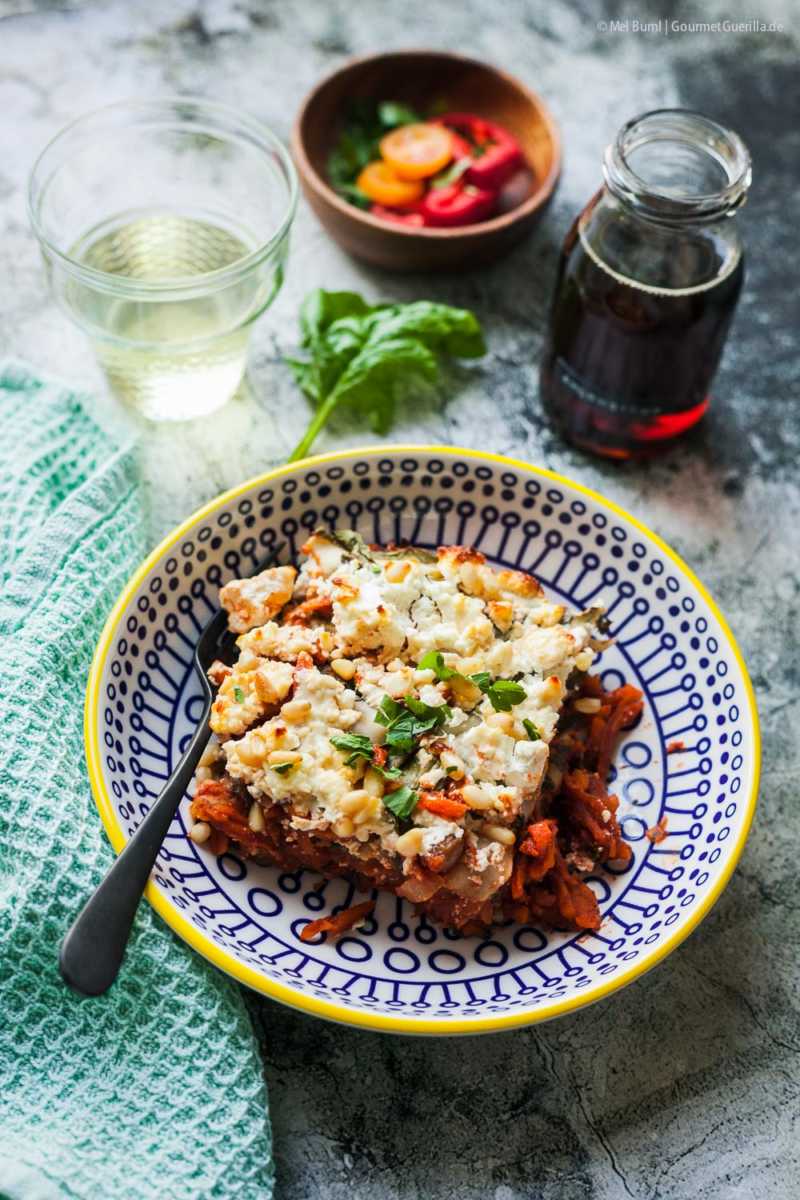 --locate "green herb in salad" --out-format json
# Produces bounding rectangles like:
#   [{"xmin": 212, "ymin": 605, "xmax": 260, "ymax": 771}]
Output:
[
  {"xmin": 233, "ymin": 686, "xmax": 245, "ymax": 703},
  {"xmin": 522, "ymin": 718, "xmax": 542, "ymax": 741},
  {"xmin": 286, "ymin": 289, "xmax": 485, "ymax": 462}
]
